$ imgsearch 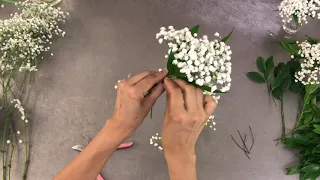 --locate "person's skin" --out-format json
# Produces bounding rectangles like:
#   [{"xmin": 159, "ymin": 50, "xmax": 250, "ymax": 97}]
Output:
[{"xmin": 54, "ymin": 69, "xmax": 216, "ymax": 180}]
